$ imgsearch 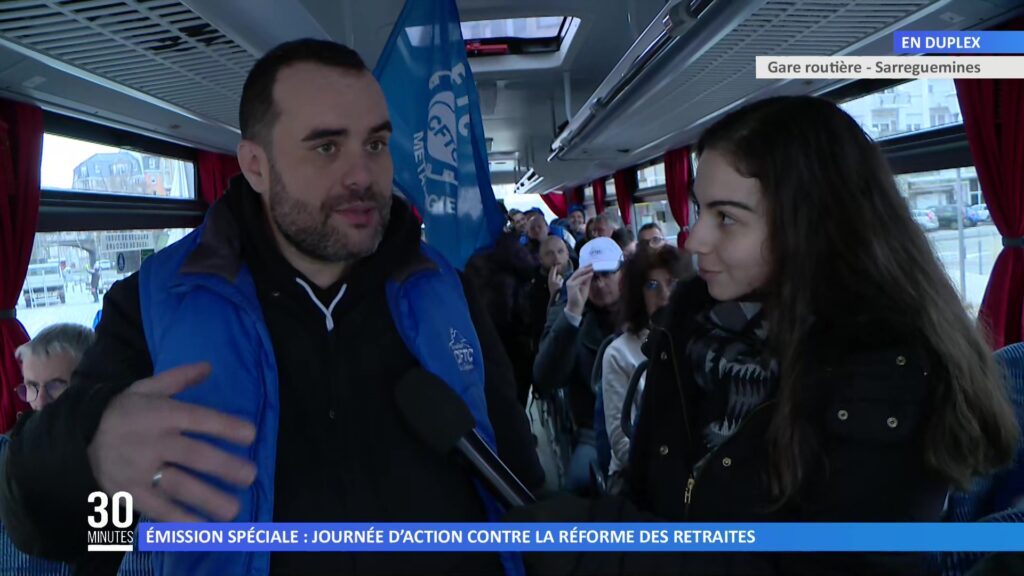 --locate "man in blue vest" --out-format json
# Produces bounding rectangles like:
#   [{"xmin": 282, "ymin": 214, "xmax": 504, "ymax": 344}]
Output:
[{"xmin": 0, "ymin": 39, "xmax": 542, "ymax": 576}]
